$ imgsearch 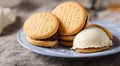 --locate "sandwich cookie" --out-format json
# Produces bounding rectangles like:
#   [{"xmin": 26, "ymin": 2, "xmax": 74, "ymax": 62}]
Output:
[
  {"xmin": 59, "ymin": 16, "xmax": 89, "ymax": 46},
  {"xmin": 72, "ymin": 24, "xmax": 113, "ymax": 53},
  {"xmin": 26, "ymin": 36, "xmax": 57, "ymax": 47},
  {"xmin": 52, "ymin": 1, "xmax": 88, "ymax": 35},
  {"xmin": 23, "ymin": 12, "xmax": 59, "ymax": 47},
  {"xmin": 60, "ymin": 35, "xmax": 75, "ymax": 41},
  {"xmin": 23, "ymin": 12, "xmax": 59, "ymax": 39},
  {"xmin": 59, "ymin": 40, "xmax": 73, "ymax": 46},
  {"xmin": 59, "ymin": 35, "xmax": 74, "ymax": 46}
]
